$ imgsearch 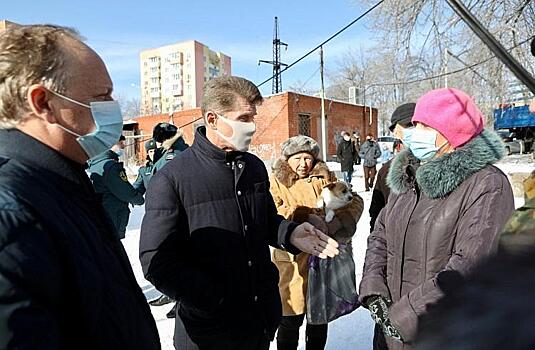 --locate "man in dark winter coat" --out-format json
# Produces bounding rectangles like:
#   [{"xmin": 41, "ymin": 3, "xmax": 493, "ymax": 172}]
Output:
[
  {"xmin": 88, "ymin": 137, "xmax": 145, "ymax": 239},
  {"xmin": 359, "ymin": 133, "xmax": 382, "ymax": 191},
  {"xmin": 151, "ymin": 122, "xmax": 189, "ymax": 173},
  {"xmin": 337, "ymin": 131, "xmax": 357, "ymax": 185},
  {"xmin": 369, "ymin": 103, "xmax": 415, "ymax": 232},
  {"xmin": 0, "ymin": 25, "xmax": 159, "ymax": 349},
  {"xmin": 359, "ymin": 88, "xmax": 514, "ymax": 350},
  {"xmin": 139, "ymin": 76, "xmax": 339, "ymax": 350},
  {"xmin": 133, "ymin": 138, "xmax": 157, "ymax": 195}
]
